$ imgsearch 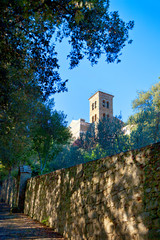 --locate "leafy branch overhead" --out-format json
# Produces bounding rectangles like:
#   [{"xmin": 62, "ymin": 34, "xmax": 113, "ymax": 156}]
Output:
[{"xmin": 0, "ymin": 0, "xmax": 134, "ymax": 98}]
